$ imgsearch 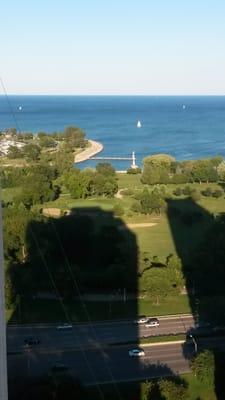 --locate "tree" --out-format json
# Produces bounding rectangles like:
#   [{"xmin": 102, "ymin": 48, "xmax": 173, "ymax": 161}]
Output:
[
  {"xmin": 64, "ymin": 126, "xmax": 87, "ymax": 148},
  {"xmin": 191, "ymin": 159, "xmax": 218, "ymax": 183},
  {"xmin": 139, "ymin": 188, "xmax": 167, "ymax": 215},
  {"xmin": 23, "ymin": 144, "xmax": 41, "ymax": 161},
  {"xmin": 7, "ymin": 146, "xmax": 23, "ymax": 159},
  {"xmin": 96, "ymin": 162, "xmax": 116, "ymax": 176},
  {"xmin": 17, "ymin": 173, "xmax": 57, "ymax": 207},
  {"xmin": 4, "ymin": 271, "xmax": 16, "ymax": 309},
  {"xmin": 159, "ymin": 379, "xmax": 188, "ymax": 400},
  {"xmin": 191, "ymin": 350, "xmax": 215, "ymax": 388},
  {"xmin": 143, "ymin": 154, "xmax": 175, "ymax": 165},
  {"xmin": 39, "ymin": 135, "xmax": 56, "ymax": 148},
  {"xmin": 51, "ymin": 149, "xmax": 74, "ymax": 175},
  {"xmin": 217, "ymin": 160, "xmax": 225, "ymax": 180},
  {"xmin": 92, "ymin": 173, "xmax": 118, "ymax": 197},
  {"xmin": 140, "ymin": 255, "xmax": 183, "ymax": 303}
]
